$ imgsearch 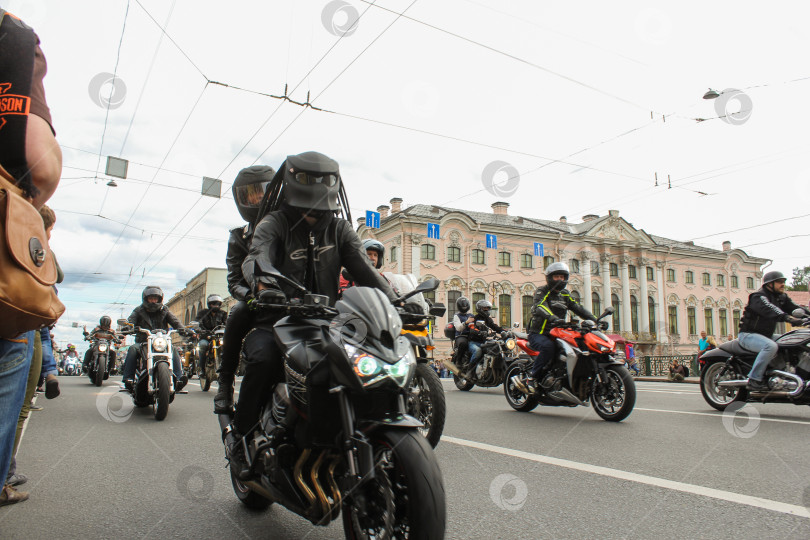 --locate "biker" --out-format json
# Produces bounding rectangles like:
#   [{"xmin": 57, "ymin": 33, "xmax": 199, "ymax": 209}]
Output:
[
  {"xmin": 121, "ymin": 286, "xmax": 188, "ymax": 391},
  {"xmin": 339, "ymin": 238, "xmax": 386, "ymax": 294},
  {"xmin": 194, "ymin": 294, "xmax": 228, "ymax": 365},
  {"xmin": 739, "ymin": 271, "xmax": 809, "ymax": 391},
  {"xmin": 82, "ymin": 316, "xmax": 122, "ymax": 374},
  {"xmin": 446, "ymin": 297, "xmax": 472, "ymax": 371},
  {"xmin": 215, "ymin": 165, "xmax": 276, "ymax": 414},
  {"xmin": 60, "ymin": 344, "xmax": 78, "ymax": 371},
  {"xmin": 463, "ymin": 299, "xmax": 508, "ymax": 378},
  {"xmin": 519, "ymin": 262, "xmax": 601, "ymax": 393},
  {"xmin": 232, "ymin": 151, "xmax": 398, "ymax": 475}
]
